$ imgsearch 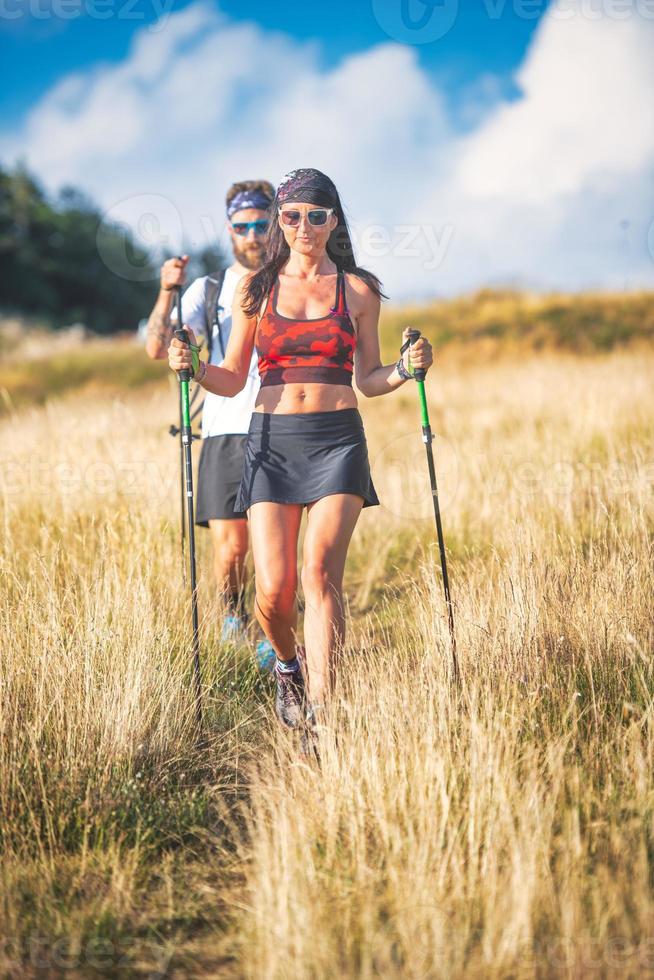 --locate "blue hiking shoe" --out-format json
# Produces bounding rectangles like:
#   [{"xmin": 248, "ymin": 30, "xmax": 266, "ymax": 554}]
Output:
[
  {"xmin": 221, "ymin": 613, "xmax": 249, "ymax": 643},
  {"xmin": 255, "ymin": 638, "xmax": 276, "ymax": 673}
]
